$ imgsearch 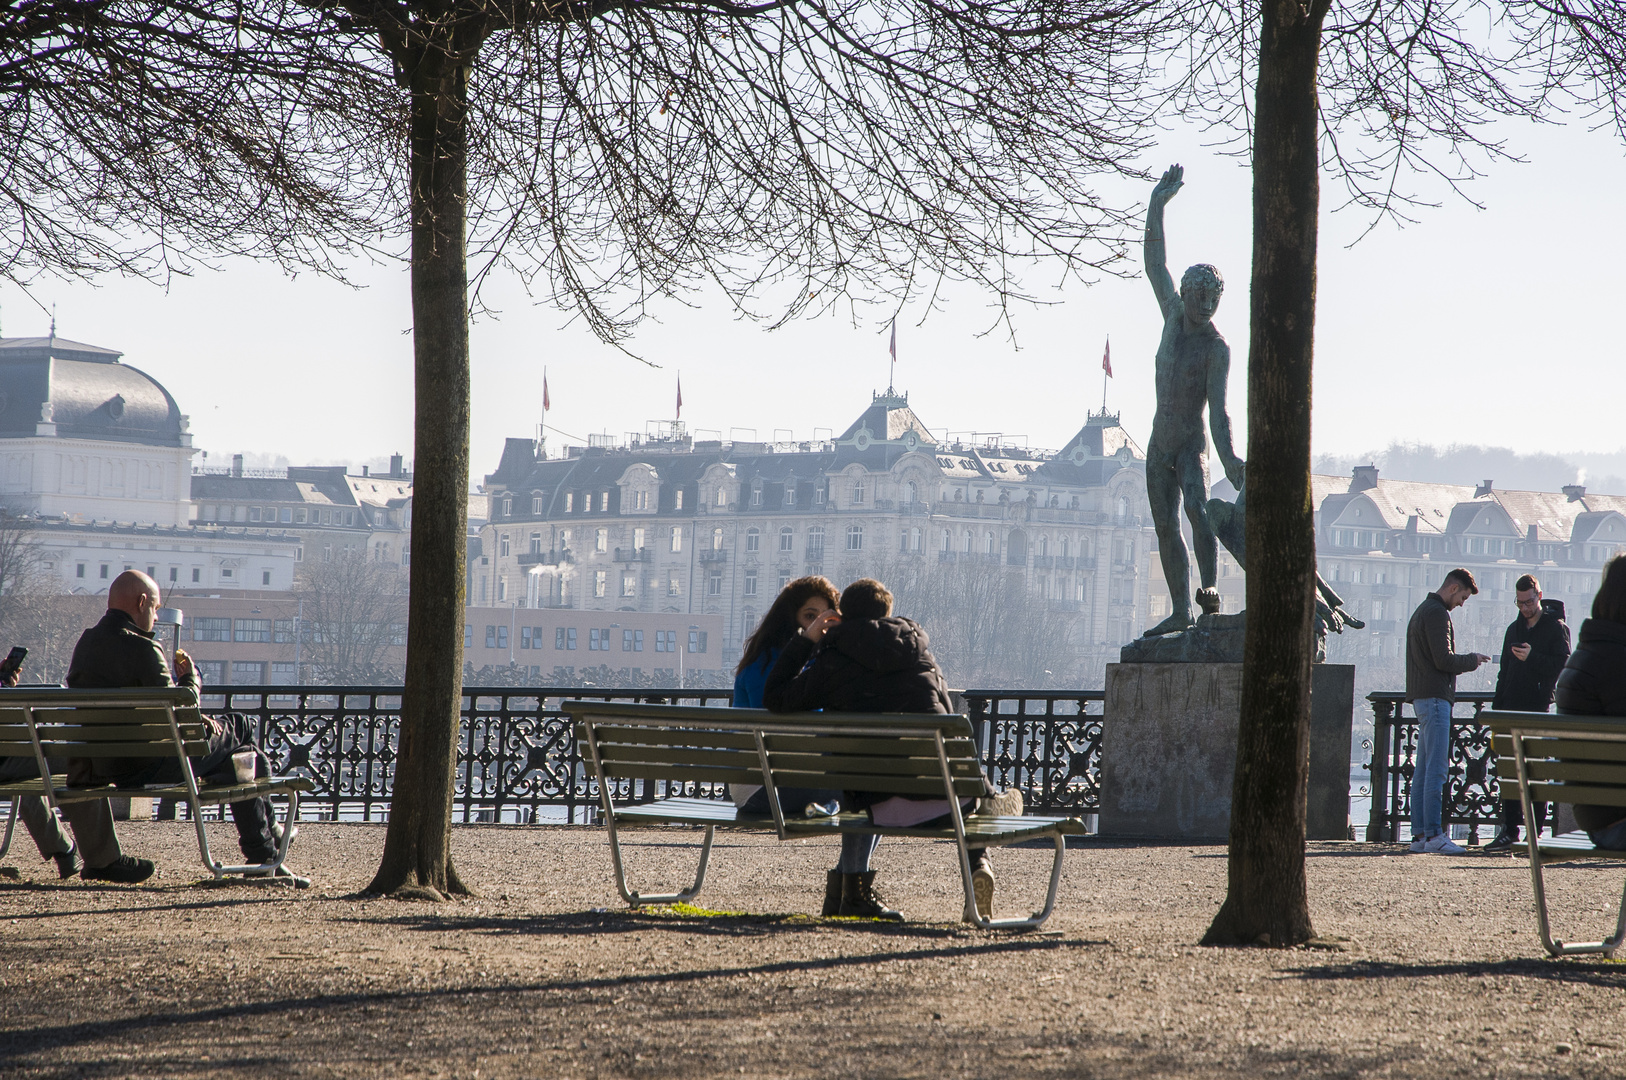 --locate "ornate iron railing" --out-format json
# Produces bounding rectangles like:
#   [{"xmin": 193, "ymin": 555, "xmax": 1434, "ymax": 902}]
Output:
[
  {"xmin": 198, "ymin": 686, "xmax": 732, "ymax": 824},
  {"xmin": 1365, "ymin": 691, "xmax": 1509, "ymax": 844},
  {"xmin": 958, "ymin": 689, "xmax": 1105, "ymax": 814}
]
